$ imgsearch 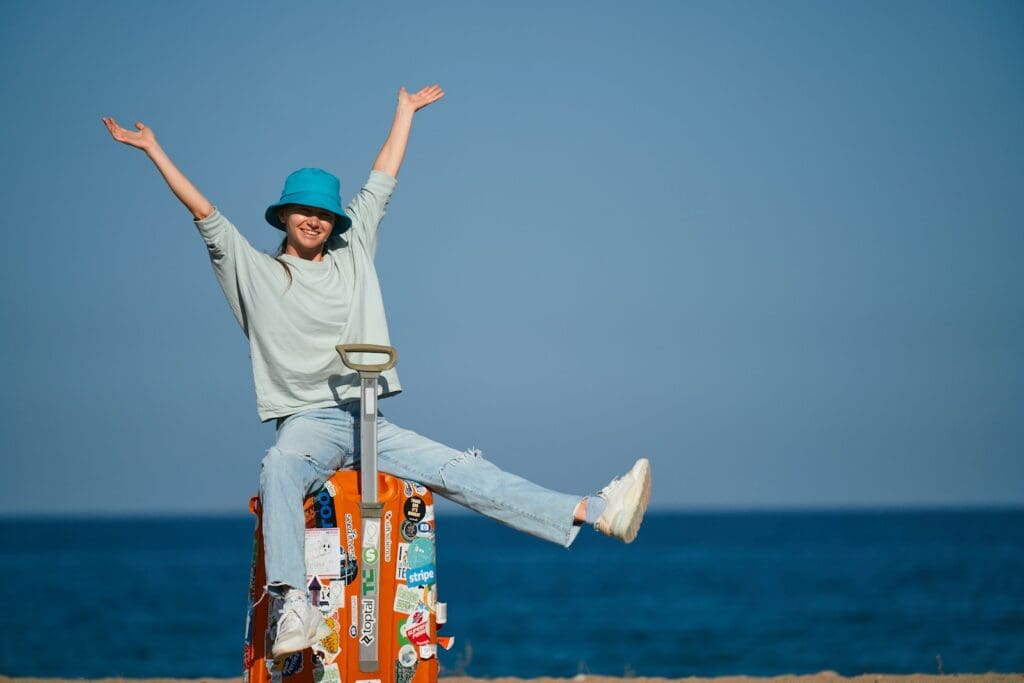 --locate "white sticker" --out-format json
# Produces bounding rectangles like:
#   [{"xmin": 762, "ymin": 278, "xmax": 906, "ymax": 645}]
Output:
[
  {"xmin": 395, "ymin": 542, "xmax": 410, "ymax": 581},
  {"xmin": 398, "ymin": 644, "xmax": 418, "ymax": 667},
  {"xmin": 401, "ymin": 603, "xmax": 432, "ymax": 646},
  {"xmin": 321, "ymin": 580, "xmax": 345, "ymax": 611},
  {"xmin": 305, "ymin": 528, "xmax": 342, "ymax": 578},
  {"xmin": 315, "ymin": 663, "xmax": 341, "ymax": 683},
  {"xmin": 344, "ymin": 513, "xmax": 357, "ymax": 559},
  {"xmin": 349, "ymin": 595, "xmax": 358, "ymax": 638},
  {"xmin": 363, "ymin": 387, "xmax": 376, "ymax": 415},
  {"xmin": 393, "ymin": 584, "xmax": 422, "ymax": 614},
  {"xmin": 362, "ymin": 519, "xmax": 380, "ymax": 549},
  {"xmin": 360, "ymin": 598, "xmax": 376, "ymax": 646}
]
